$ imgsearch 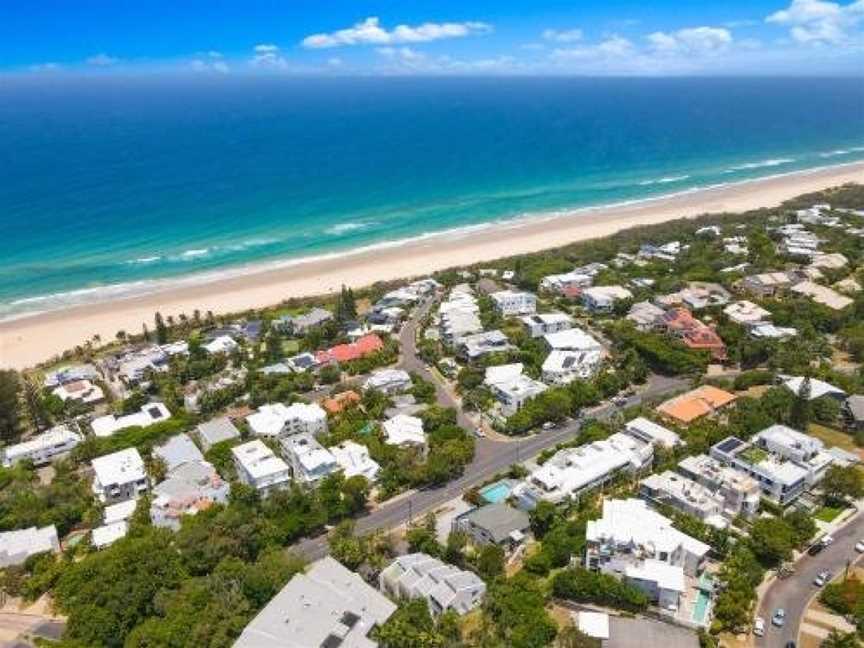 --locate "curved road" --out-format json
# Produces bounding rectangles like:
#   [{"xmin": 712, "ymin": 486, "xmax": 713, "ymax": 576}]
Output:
[
  {"xmin": 756, "ymin": 511, "xmax": 864, "ymax": 647},
  {"xmin": 293, "ymin": 299, "xmax": 689, "ymax": 560}
]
